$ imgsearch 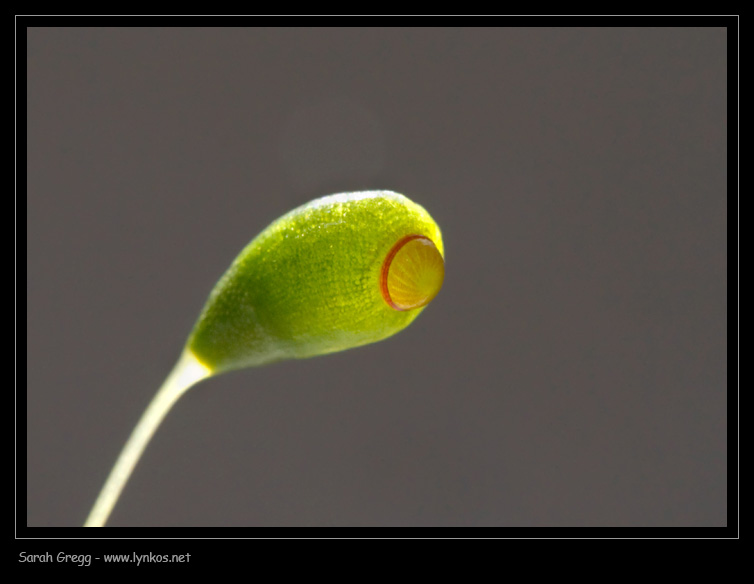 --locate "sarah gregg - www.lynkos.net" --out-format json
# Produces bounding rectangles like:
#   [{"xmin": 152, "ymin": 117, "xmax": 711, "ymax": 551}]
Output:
[{"xmin": 19, "ymin": 552, "xmax": 191, "ymax": 566}]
